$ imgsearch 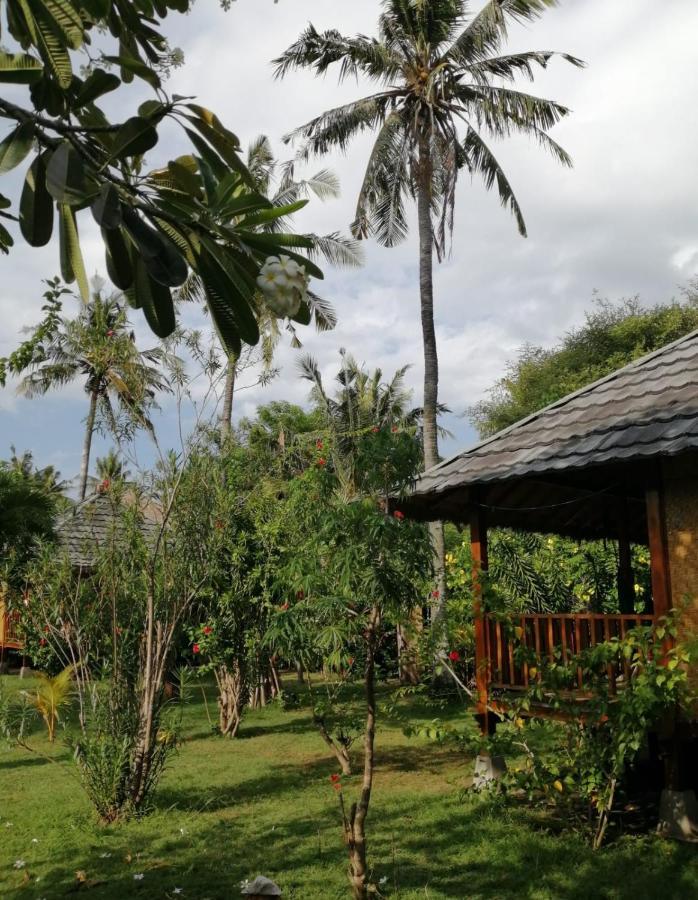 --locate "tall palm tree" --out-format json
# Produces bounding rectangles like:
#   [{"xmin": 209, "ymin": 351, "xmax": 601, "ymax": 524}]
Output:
[
  {"xmin": 17, "ymin": 290, "xmax": 169, "ymax": 500},
  {"xmin": 276, "ymin": 0, "xmax": 583, "ymax": 612}
]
